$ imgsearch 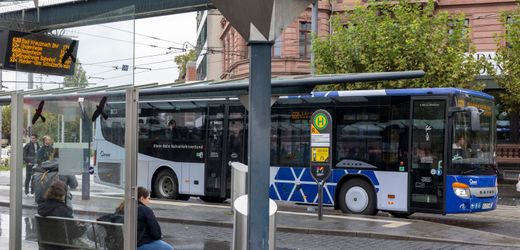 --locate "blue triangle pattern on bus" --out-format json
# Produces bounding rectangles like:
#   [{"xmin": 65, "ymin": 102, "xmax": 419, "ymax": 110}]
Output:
[
  {"xmin": 301, "ymin": 184, "xmax": 319, "ymax": 203},
  {"xmin": 326, "ymin": 185, "xmax": 336, "ymax": 205},
  {"xmin": 275, "ymin": 167, "xmax": 296, "ymax": 181},
  {"xmin": 275, "ymin": 182, "xmax": 295, "ymax": 201},
  {"xmin": 331, "ymin": 169, "xmax": 343, "ymax": 182},
  {"xmin": 300, "ymin": 168, "xmax": 314, "ymax": 182},
  {"xmin": 269, "ymin": 185, "xmax": 279, "ymax": 200},
  {"xmin": 290, "ymin": 188, "xmax": 305, "ymax": 202},
  {"xmin": 292, "ymin": 168, "xmax": 303, "ymax": 180}
]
